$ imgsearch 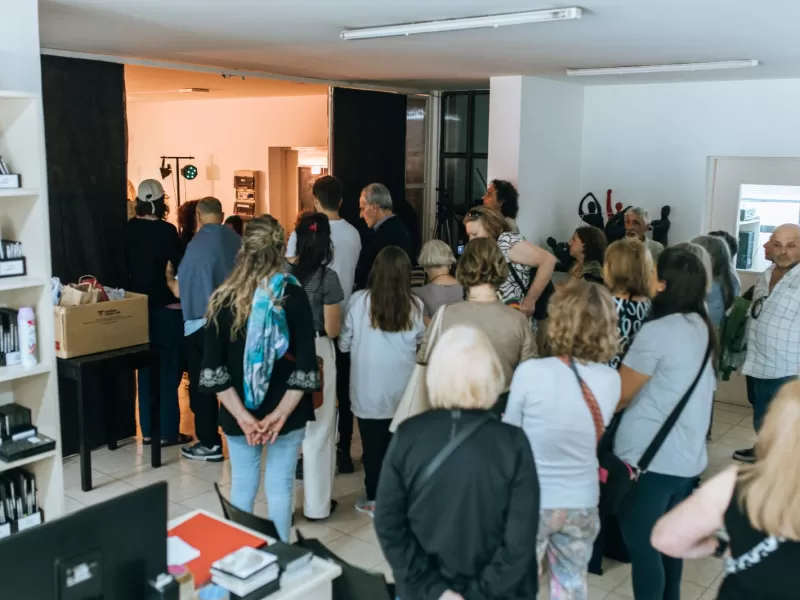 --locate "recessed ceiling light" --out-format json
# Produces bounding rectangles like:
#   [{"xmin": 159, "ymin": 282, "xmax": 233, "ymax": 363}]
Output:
[
  {"xmin": 341, "ymin": 7, "xmax": 582, "ymax": 41},
  {"xmin": 566, "ymin": 60, "xmax": 759, "ymax": 77},
  {"xmin": 177, "ymin": 88, "xmax": 211, "ymax": 93}
]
